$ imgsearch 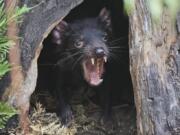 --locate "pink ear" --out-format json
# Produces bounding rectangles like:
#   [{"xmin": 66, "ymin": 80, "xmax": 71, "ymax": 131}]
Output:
[
  {"xmin": 55, "ymin": 21, "xmax": 68, "ymax": 32},
  {"xmin": 99, "ymin": 8, "xmax": 111, "ymax": 27},
  {"xmin": 51, "ymin": 30, "xmax": 61, "ymax": 45},
  {"xmin": 51, "ymin": 21, "xmax": 68, "ymax": 45}
]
